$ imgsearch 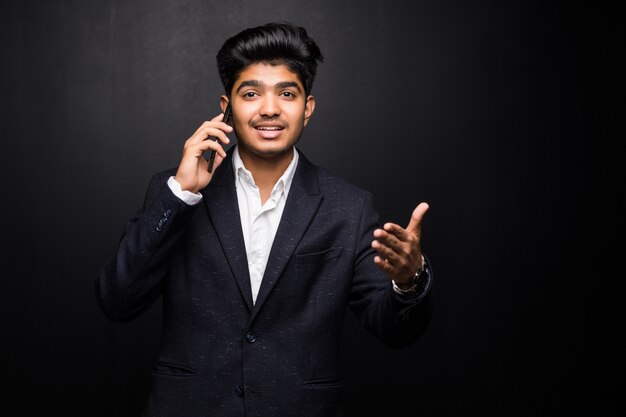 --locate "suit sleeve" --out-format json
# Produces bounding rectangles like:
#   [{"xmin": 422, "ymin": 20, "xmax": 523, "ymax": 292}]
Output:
[
  {"xmin": 348, "ymin": 192, "xmax": 433, "ymax": 349},
  {"xmin": 94, "ymin": 170, "xmax": 199, "ymax": 322}
]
